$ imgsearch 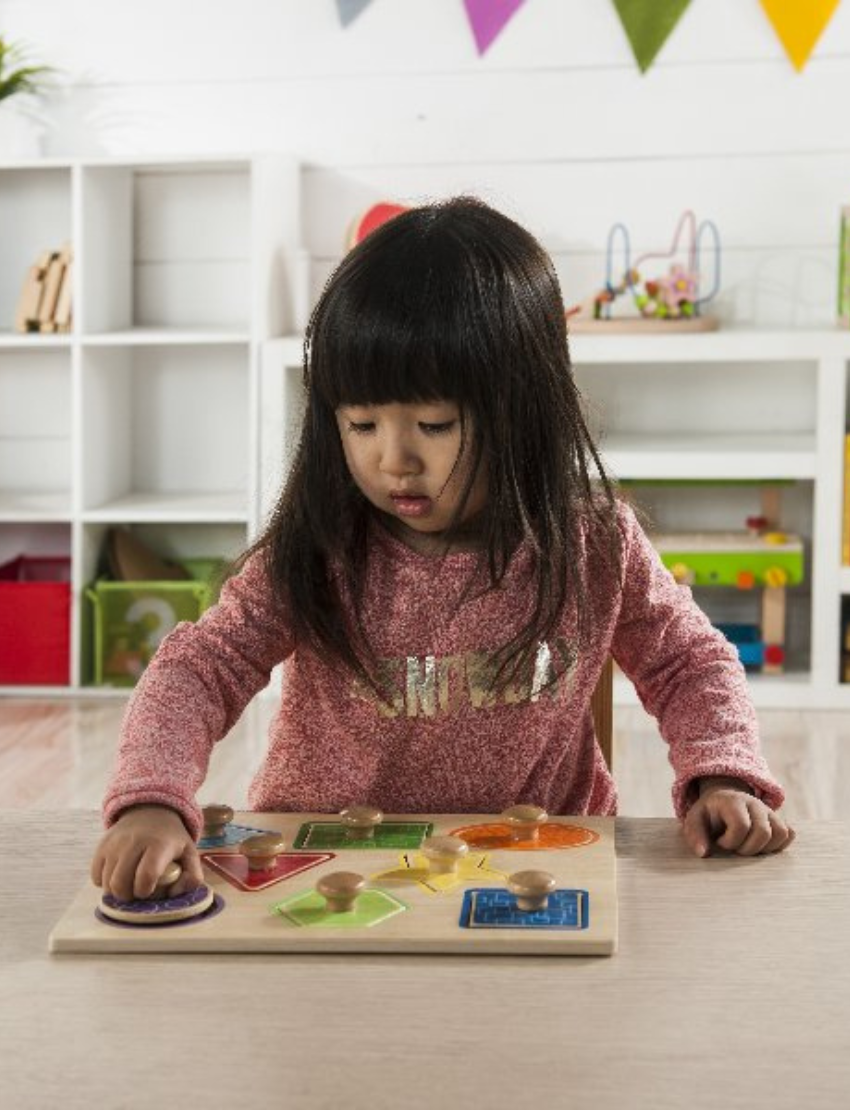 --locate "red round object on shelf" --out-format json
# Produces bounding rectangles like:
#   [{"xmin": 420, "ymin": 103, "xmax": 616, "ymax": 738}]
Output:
[
  {"xmin": 764, "ymin": 644, "xmax": 785, "ymax": 665},
  {"xmin": 347, "ymin": 203, "xmax": 408, "ymax": 249}
]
